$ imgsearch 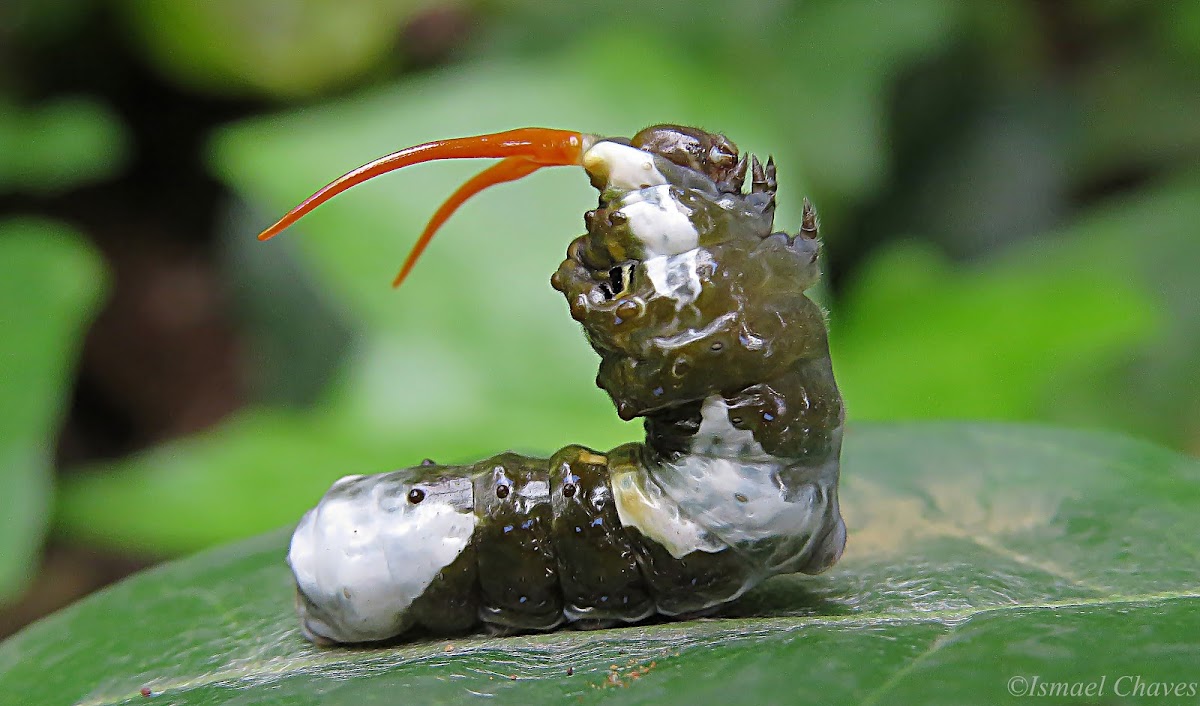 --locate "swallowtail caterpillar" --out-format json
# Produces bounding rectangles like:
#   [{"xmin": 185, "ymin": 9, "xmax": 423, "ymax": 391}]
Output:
[{"xmin": 259, "ymin": 125, "xmax": 847, "ymax": 645}]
